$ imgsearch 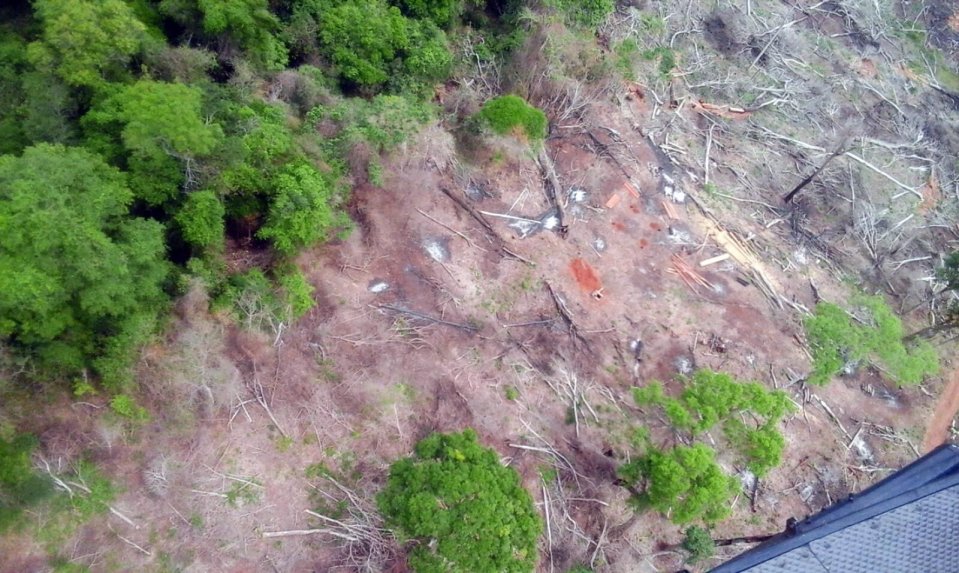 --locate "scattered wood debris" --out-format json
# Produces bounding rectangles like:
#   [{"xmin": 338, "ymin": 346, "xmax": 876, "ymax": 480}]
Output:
[
  {"xmin": 661, "ymin": 200, "xmax": 679, "ymax": 220},
  {"xmin": 668, "ymin": 254, "xmax": 714, "ymax": 293}
]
